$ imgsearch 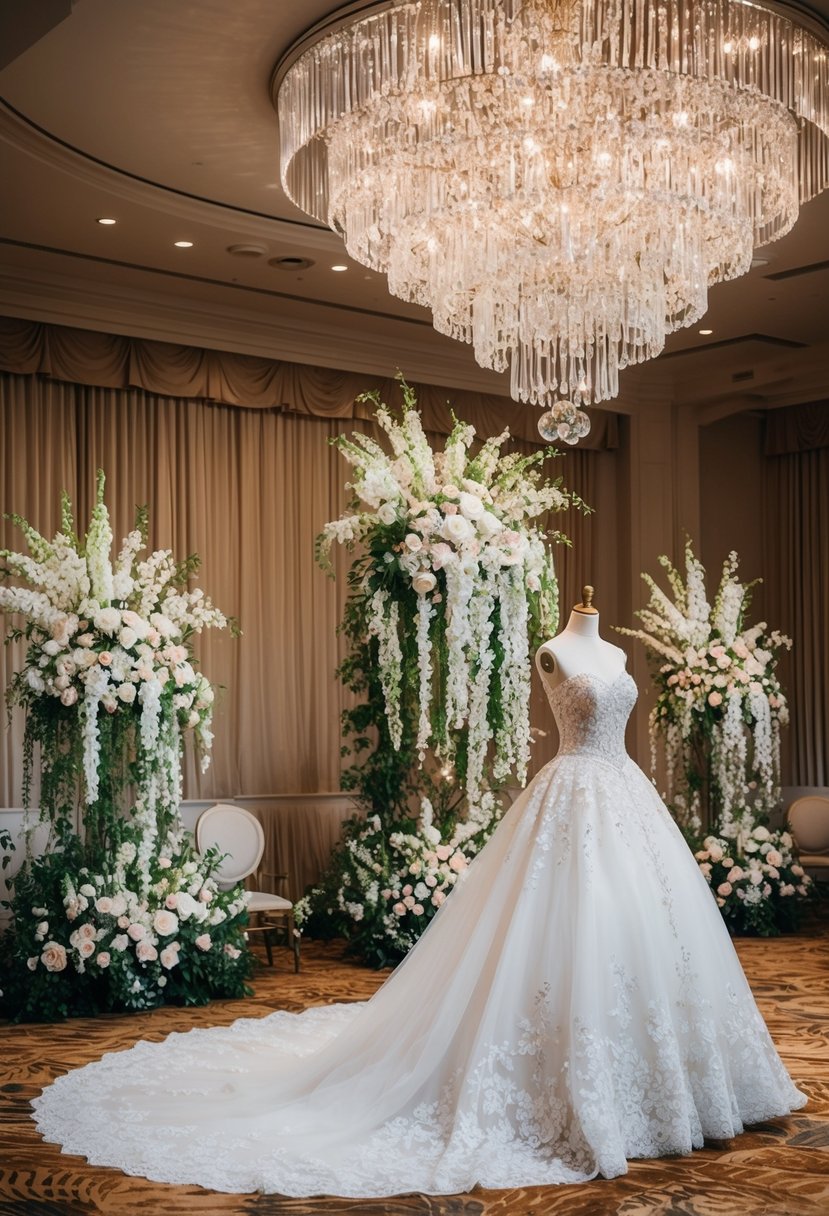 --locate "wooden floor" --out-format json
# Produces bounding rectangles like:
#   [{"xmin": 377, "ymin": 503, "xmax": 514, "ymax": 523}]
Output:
[{"xmin": 2, "ymin": 917, "xmax": 828, "ymax": 1216}]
